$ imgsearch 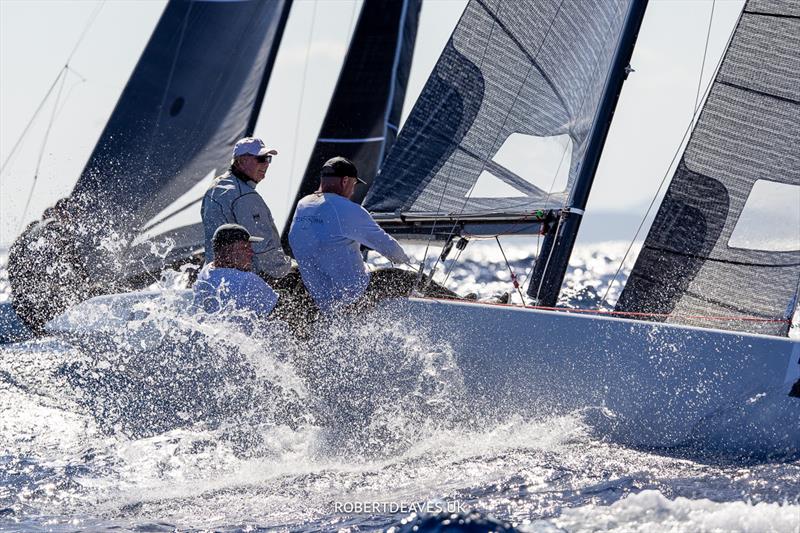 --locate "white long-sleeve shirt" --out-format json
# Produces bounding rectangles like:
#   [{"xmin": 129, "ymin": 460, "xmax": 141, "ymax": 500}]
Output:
[
  {"xmin": 192, "ymin": 263, "xmax": 279, "ymax": 316},
  {"xmin": 288, "ymin": 192, "xmax": 410, "ymax": 311},
  {"xmin": 201, "ymin": 170, "xmax": 292, "ymax": 278}
]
